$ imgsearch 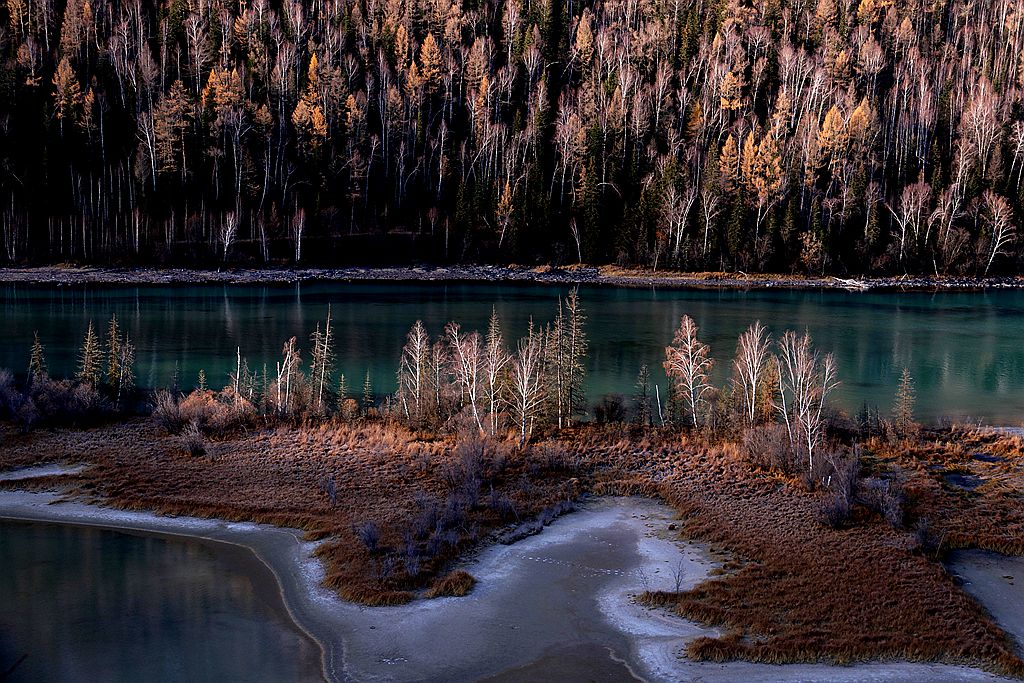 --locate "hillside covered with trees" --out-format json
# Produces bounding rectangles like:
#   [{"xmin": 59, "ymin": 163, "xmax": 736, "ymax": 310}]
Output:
[{"xmin": 0, "ymin": 0, "xmax": 1022, "ymax": 273}]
